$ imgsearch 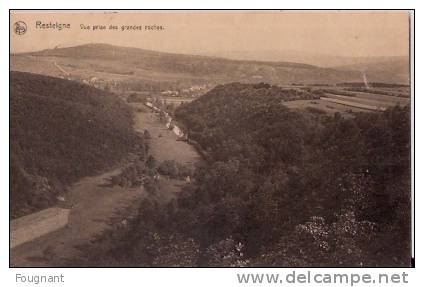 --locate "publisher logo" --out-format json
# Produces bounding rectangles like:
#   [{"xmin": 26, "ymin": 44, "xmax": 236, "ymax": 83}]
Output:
[{"xmin": 14, "ymin": 21, "xmax": 27, "ymax": 35}]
